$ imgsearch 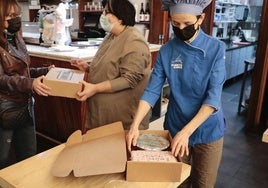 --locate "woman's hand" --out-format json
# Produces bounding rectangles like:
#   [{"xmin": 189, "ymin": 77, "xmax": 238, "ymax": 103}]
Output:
[
  {"xmin": 126, "ymin": 127, "xmax": 140, "ymax": 152},
  {"xmin": 32, "ymin": 75, "xmax": 51, "ymax": 96},
  {"xmin": 75, "ymin": 80, "xmax": 97, "ymax": 101},
  {"xmin": 171, "ymin": 105, "xmax": 215, "ymax": 157},
  {"xmin": 70, "ymin": 59, "xmax": 89, "ymax": 71},
  {"xmin": 171, "ymin": 129, "xmax": 191, "ymax": 157},
  {"xmin": 48, "ymin": 64, "xmax": 55, "ymax": 71}
]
